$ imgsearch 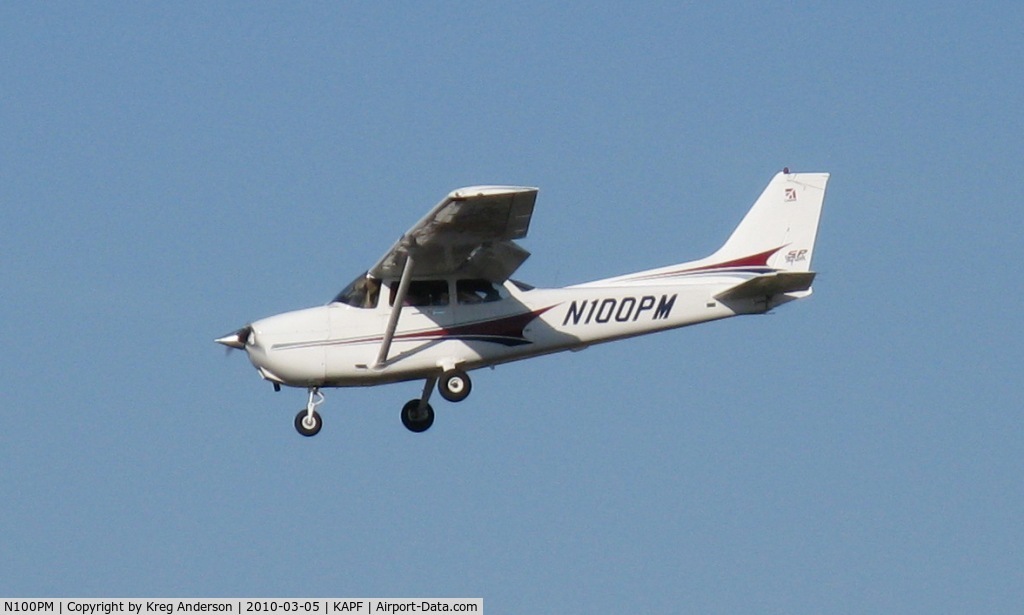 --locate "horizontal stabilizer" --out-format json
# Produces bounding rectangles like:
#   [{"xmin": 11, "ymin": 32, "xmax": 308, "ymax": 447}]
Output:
[{"xmin": 714, "ymin": 271, "xmax": 816, "ymax": 302}]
